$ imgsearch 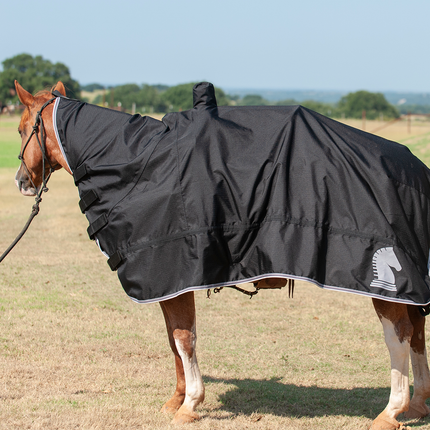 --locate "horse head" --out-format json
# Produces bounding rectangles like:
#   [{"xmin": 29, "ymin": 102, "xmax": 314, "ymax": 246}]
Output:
[{"xmin": 14, "ymin": 80, "xmax": 70, "ymax": 196}]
